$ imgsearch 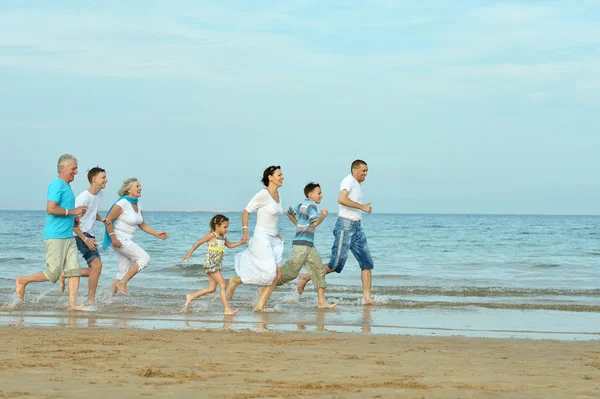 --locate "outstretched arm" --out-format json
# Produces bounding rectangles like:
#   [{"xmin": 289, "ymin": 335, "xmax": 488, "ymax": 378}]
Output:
[
  {"xmin": 139, "ymin": 212, "xmax": 168, "ymax": 240},
  {"xmin": 225, "ymin": 236, "xmax": 247, "ymax": 249},
  {"xmin": 182, "ymin": 232, "xmax": 214, "ymax": 261}
]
